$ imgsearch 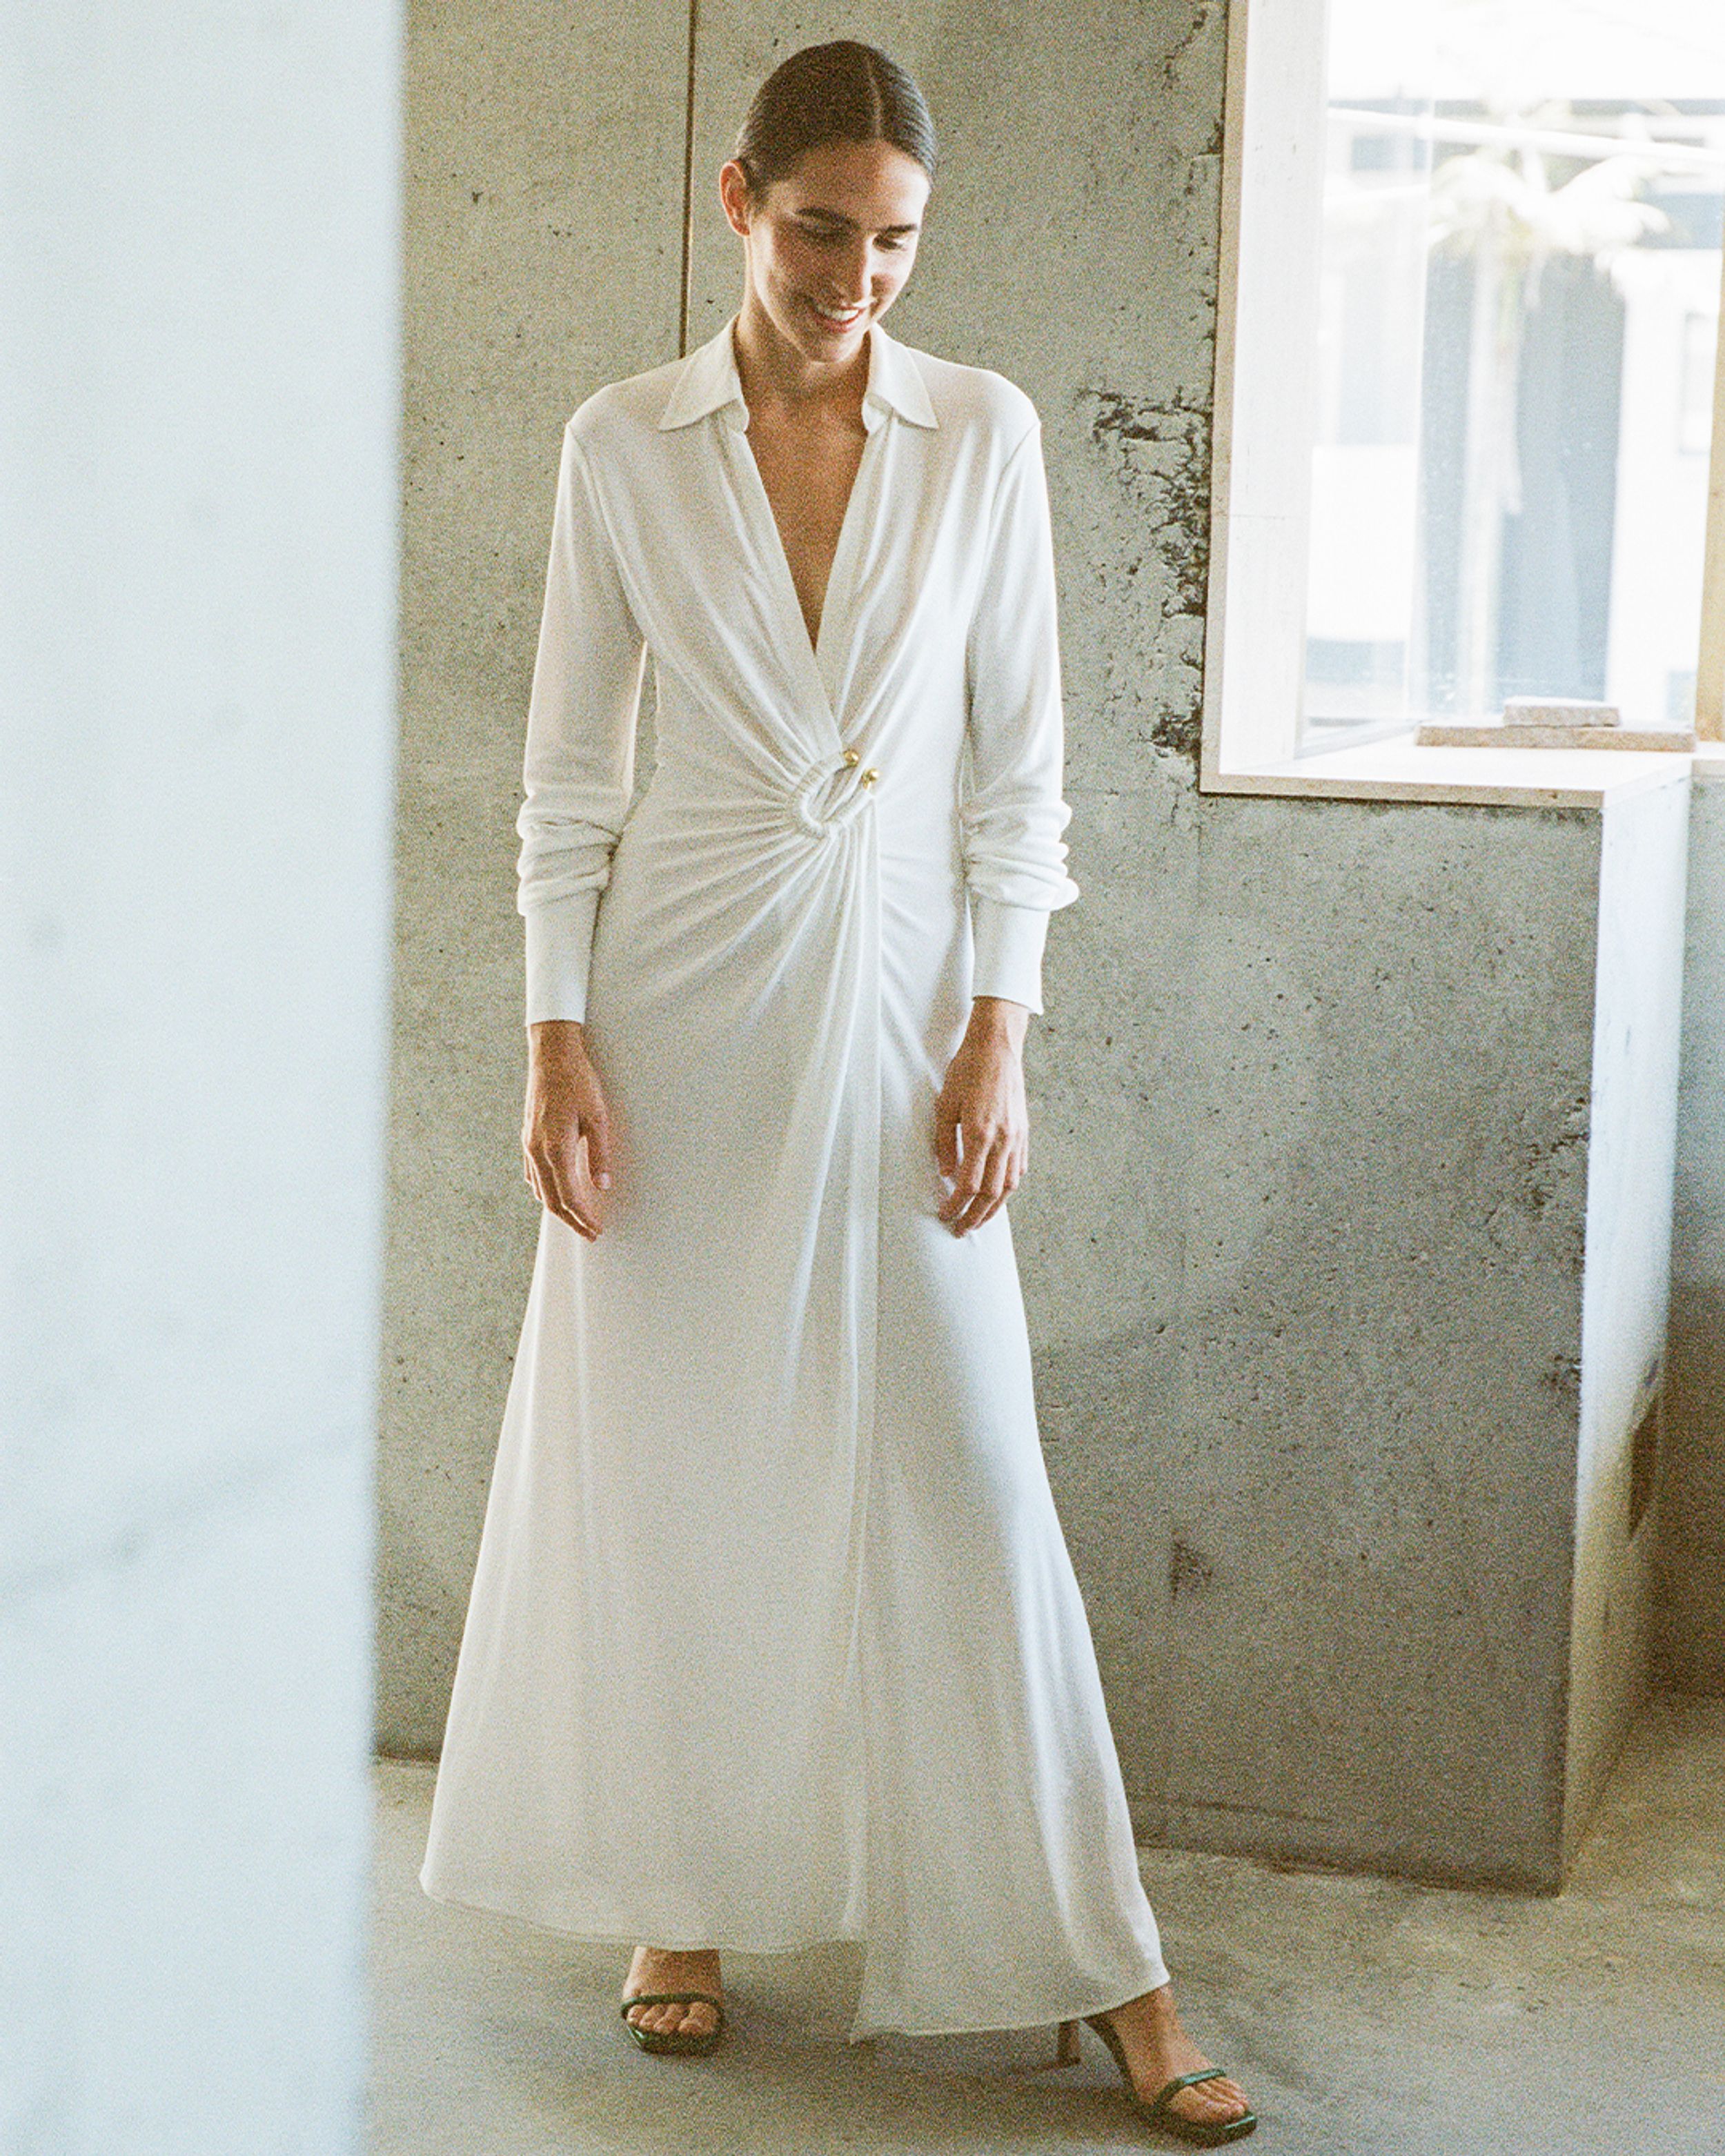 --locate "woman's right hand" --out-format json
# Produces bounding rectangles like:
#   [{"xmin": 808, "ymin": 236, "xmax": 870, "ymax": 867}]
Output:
[{"xmin": 522, "ymin": 1020, "xmax": 613, "ymax": 1240}]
